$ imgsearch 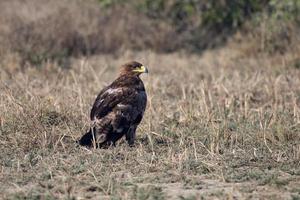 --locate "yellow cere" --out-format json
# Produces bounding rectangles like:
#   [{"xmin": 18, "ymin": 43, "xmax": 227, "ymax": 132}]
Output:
[{"xmin": 133, "ymin": 65, "xmax": 147, "ymax": 73}]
